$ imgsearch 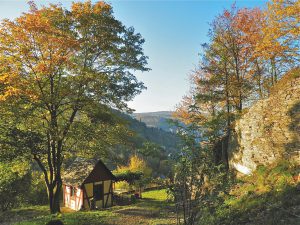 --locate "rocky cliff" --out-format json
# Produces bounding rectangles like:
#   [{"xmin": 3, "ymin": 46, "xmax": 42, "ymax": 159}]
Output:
[{"xmin": 229, "ymin": 69, "xmax": 300, "ymax": 174}]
